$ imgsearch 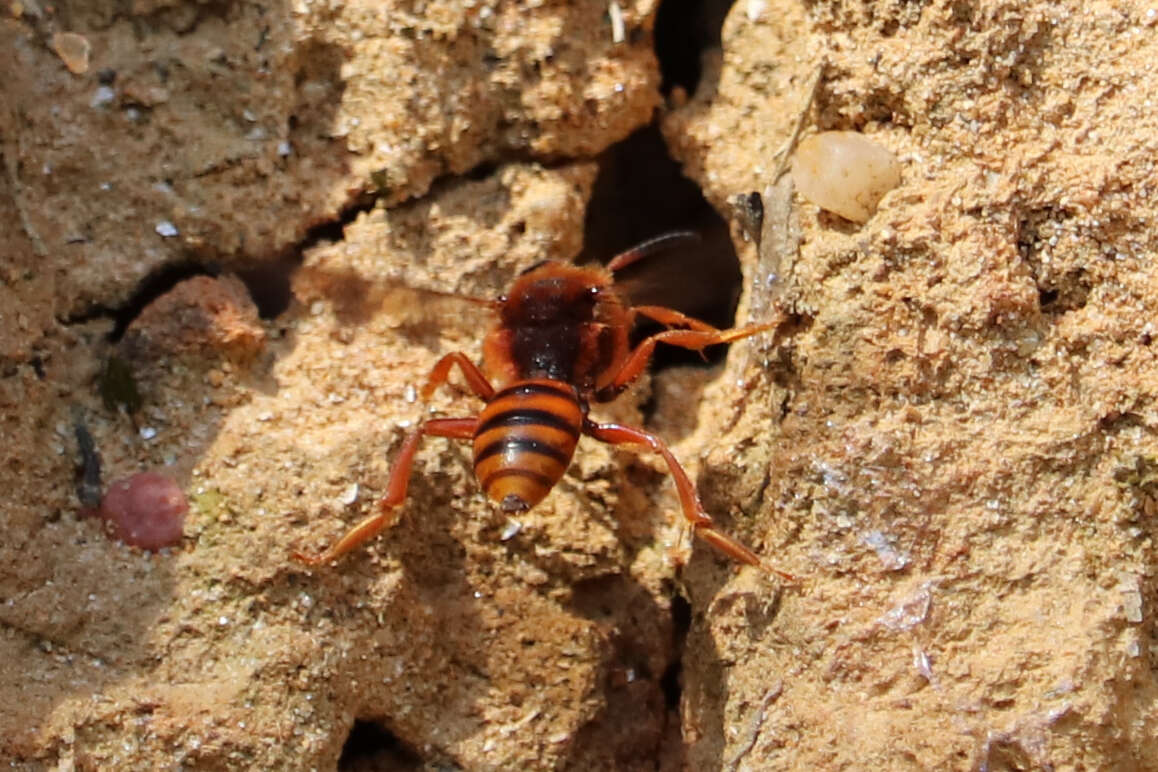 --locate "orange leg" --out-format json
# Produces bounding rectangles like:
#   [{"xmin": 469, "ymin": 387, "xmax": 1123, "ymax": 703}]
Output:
[
  {"xmin": 293, "ymin": 417, "xmax": 478, "ymax": 566},
  {"xmin": 584, "ymin": 420, "xmax": 794, "ymax": 581},
  {"xmin": 422, "ymin": 352, "xmax": 495, "ymax": 401},
  {"xmin": 595, "ymin": 321, "xmax": 776, "ymax": 402},
  {"xmin": 632, "ymin": 305, "xmax": 720, "ymax": 332}
]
